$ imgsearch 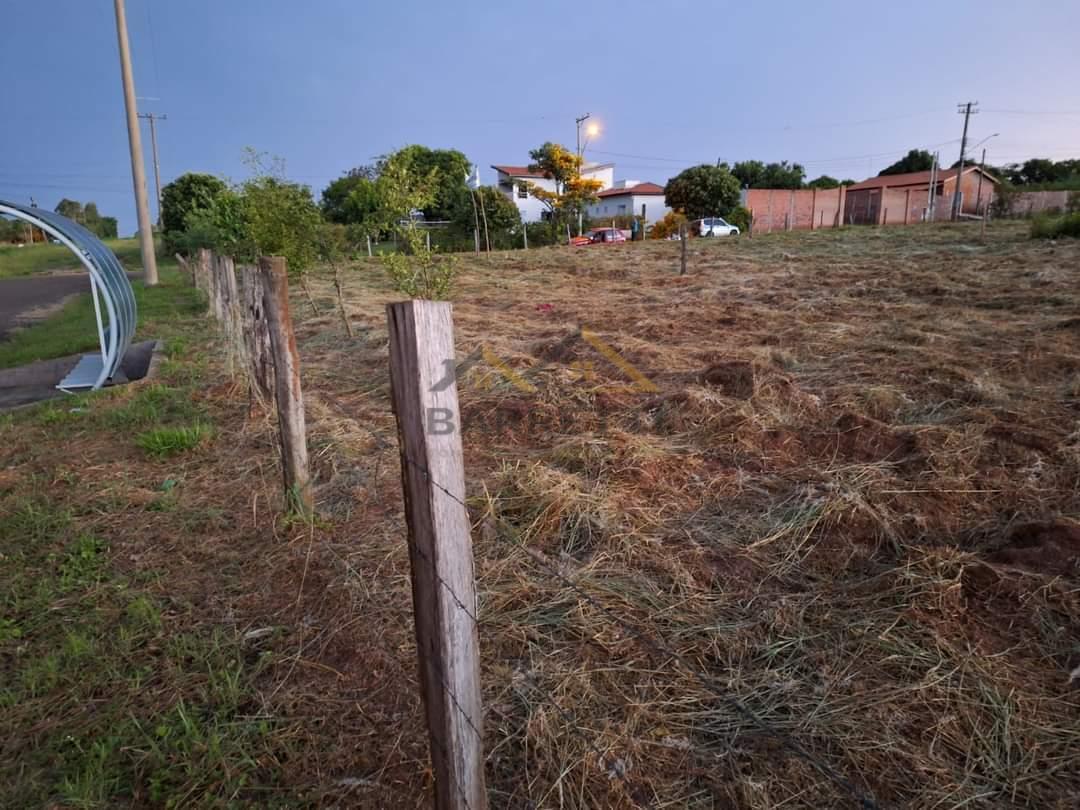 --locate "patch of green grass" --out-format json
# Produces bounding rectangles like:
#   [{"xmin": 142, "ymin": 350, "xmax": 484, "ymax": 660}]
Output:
[
  {"xmin": 136, "ymin": 423, "xmax": 210, "ymax": 457},
  {"xmin": 0, "ymin": 238, "xmax": 147, "ymax": 279},
  {"xmin": 0, "ymin": 266, "xmax": 202, "ymax": 369},
  {"xmin": 1031, "ymin": 211, "xmax": 1080, "ymax": 239},
  {"xmin": 0, "ymin": 495, "xmax": 284, "ymax": 807},
  {"xmin": 106, "ymin": 383, "xmax": 203, "ymax": 430}
]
